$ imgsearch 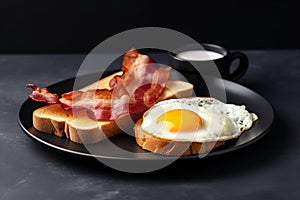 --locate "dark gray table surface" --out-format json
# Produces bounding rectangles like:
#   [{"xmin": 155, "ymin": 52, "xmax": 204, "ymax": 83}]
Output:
[{"xmin": 0, "ymin": 50, "xmax": 299, "ymax": 199}]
